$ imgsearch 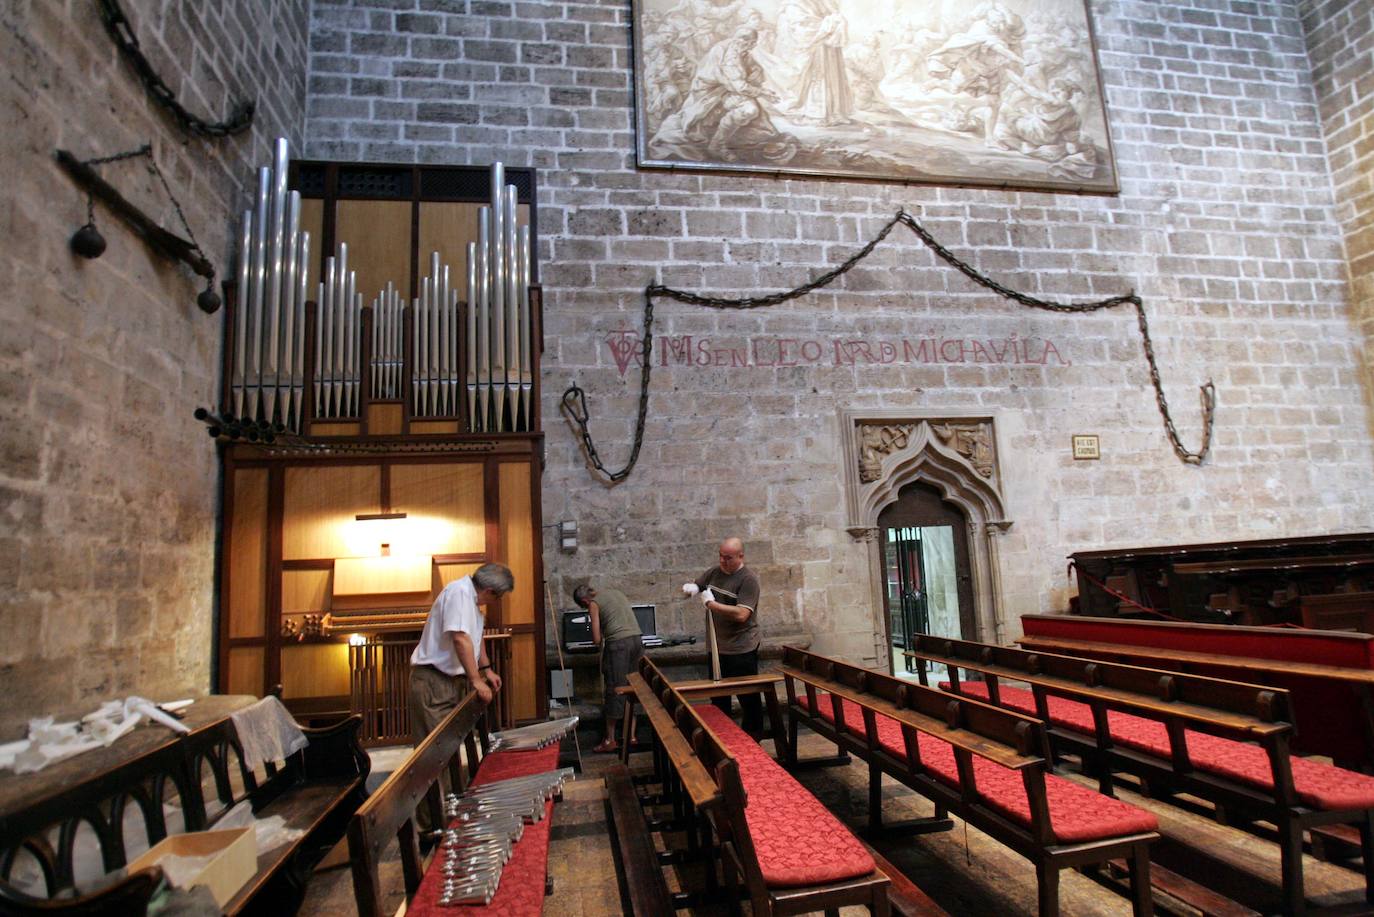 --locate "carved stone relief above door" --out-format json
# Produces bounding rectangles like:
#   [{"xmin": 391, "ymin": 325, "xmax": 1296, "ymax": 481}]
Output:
[{"xmin": 840, "ymin": 410, "xmax": 1014, "ymax": 656}]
